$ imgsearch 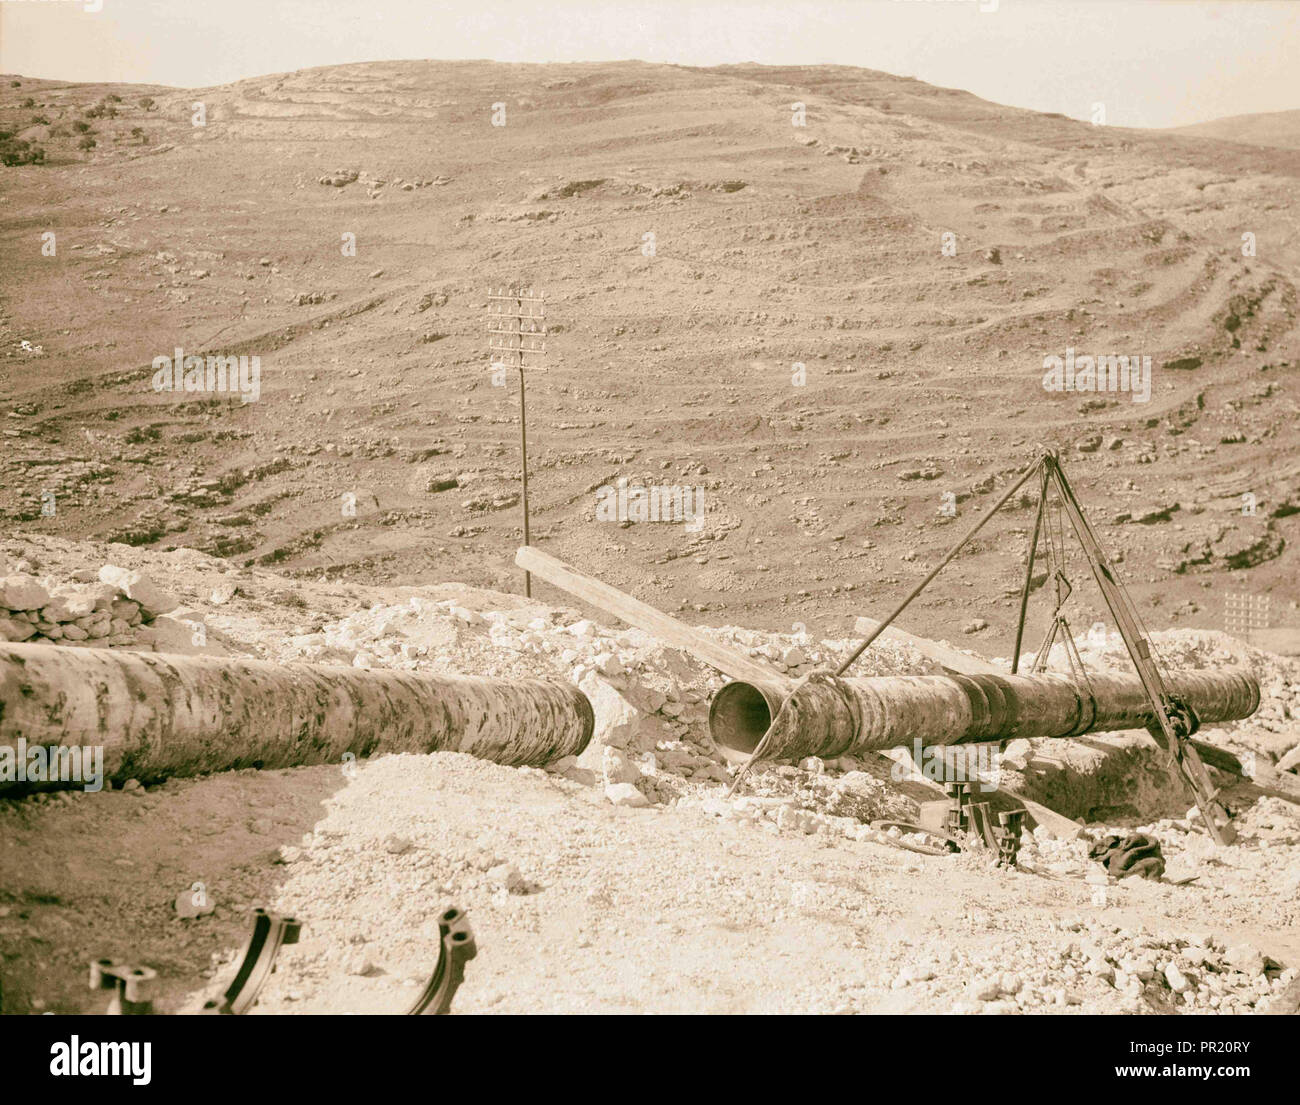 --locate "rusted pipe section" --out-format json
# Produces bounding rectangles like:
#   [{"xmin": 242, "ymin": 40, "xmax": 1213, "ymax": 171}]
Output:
[
  {"xmin": 0, "ymin": 643, "xmax": 593, "ymax": 790},
  {"xmin": 708, "ymin": 670, "xmax": 1259, "ymax": 763}
]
